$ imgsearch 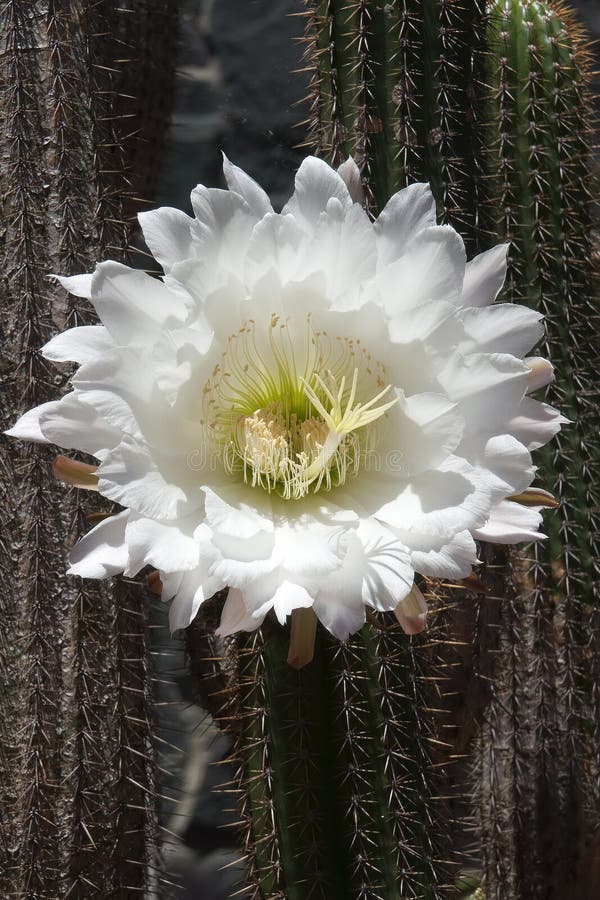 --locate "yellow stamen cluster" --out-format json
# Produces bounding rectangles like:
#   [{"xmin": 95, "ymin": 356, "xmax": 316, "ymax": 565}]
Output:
[{"xmin": 203, "ymin": 313, "xmax": 395, "ymax": 499}]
